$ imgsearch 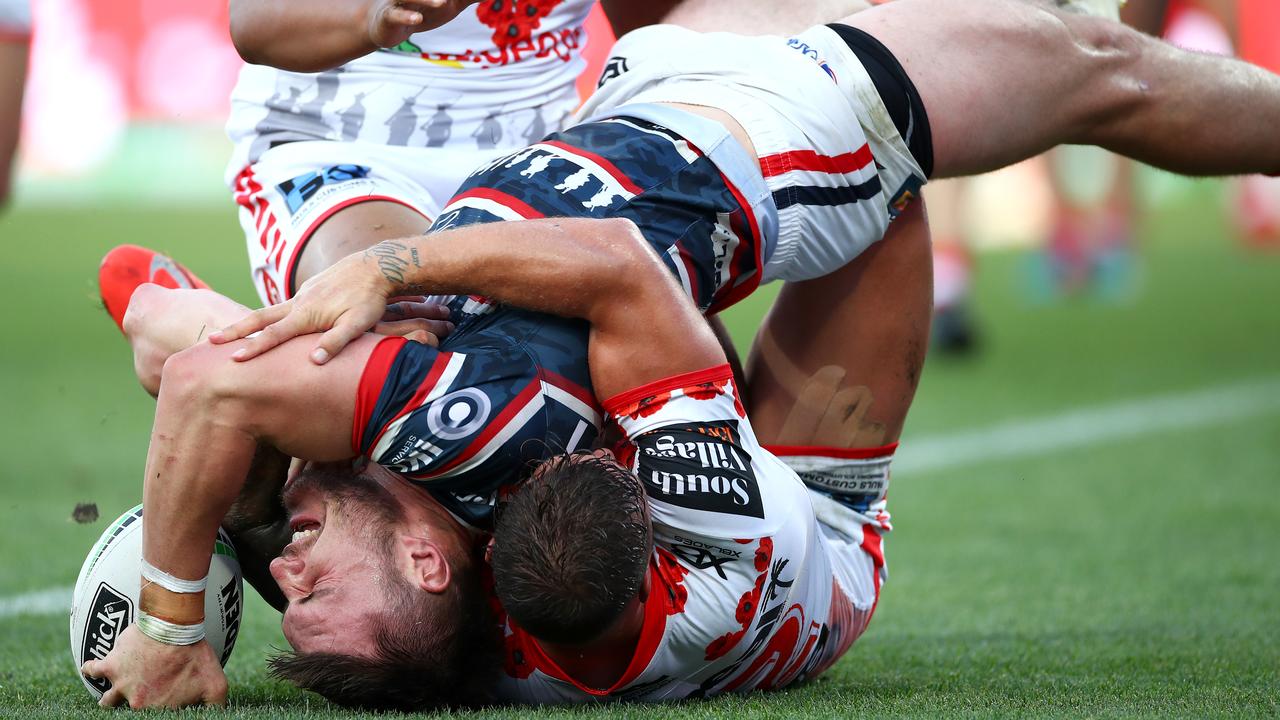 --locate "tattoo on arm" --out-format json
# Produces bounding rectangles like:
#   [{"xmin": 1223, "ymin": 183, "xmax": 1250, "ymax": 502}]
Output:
[{"xmin": 365, "ymin": 241, "xmax": 421, "ymax": 286}]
